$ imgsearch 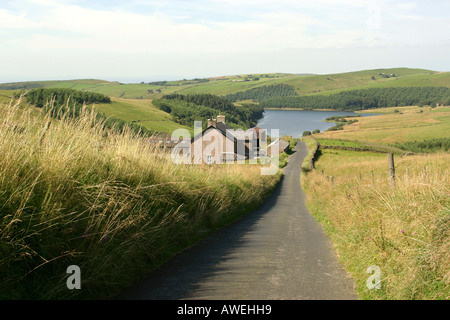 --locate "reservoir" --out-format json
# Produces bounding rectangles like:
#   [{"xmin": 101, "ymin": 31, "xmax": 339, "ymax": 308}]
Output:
[{"xmin": 256, "ymin": 109, "xmax": 374, "ymax": 138}]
